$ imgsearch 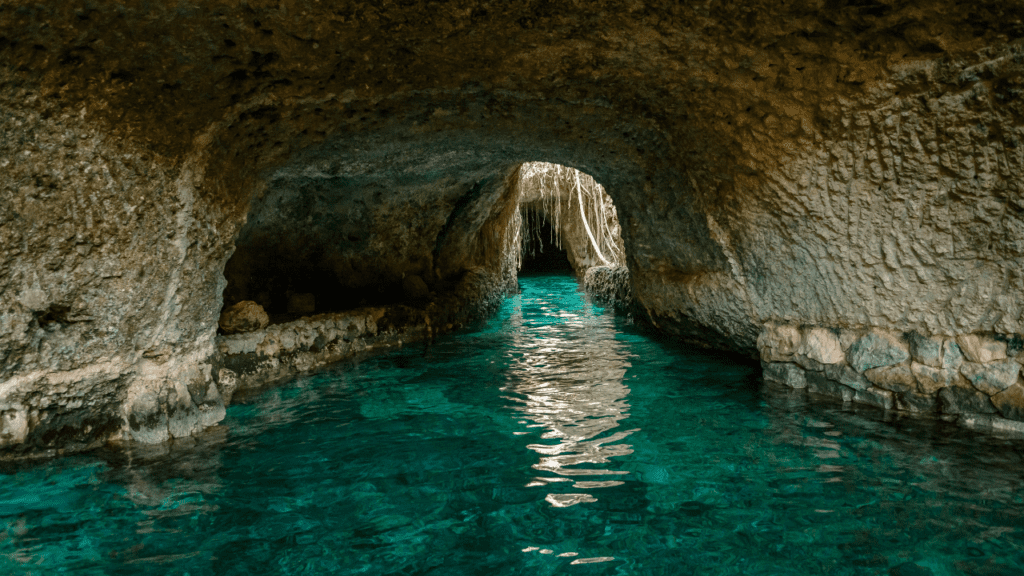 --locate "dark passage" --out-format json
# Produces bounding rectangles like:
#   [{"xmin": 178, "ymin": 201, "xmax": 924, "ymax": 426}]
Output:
[{"xmin": 519, "ymin": 212, "xmax": 573, "ymax": 275}]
